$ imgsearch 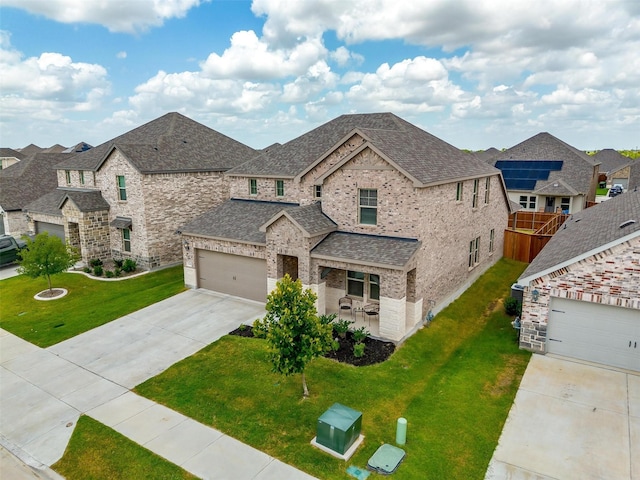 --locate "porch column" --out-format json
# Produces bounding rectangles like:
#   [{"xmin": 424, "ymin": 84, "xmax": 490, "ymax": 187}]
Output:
[{"xmin": 379, "ymin": 270, "xmax": 407, "ymax": 342}]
